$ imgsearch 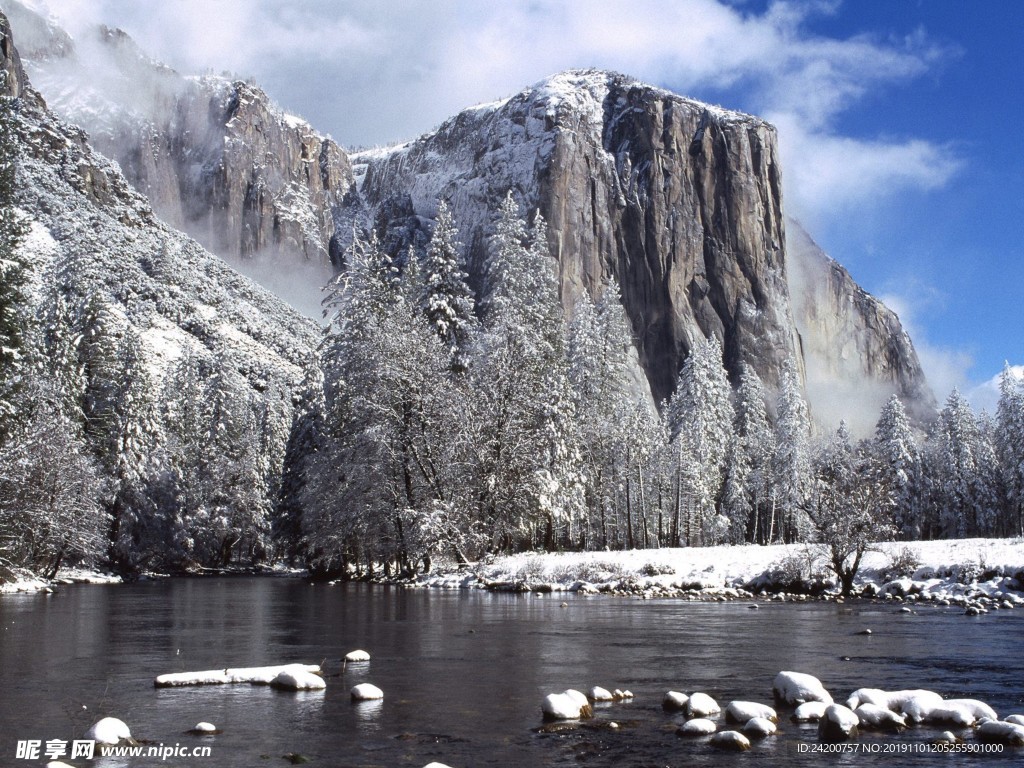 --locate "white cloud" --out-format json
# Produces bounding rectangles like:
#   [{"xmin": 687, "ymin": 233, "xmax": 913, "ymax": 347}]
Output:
[{"xmin": 968, "ymin": 364, "xmax": 1024, "ymax": 415}]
